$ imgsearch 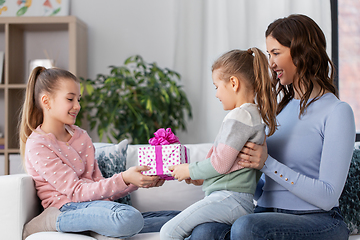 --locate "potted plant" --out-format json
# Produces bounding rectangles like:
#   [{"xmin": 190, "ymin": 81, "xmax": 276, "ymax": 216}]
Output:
[{"xmin": 76, "ymin": 55, "xmax": 192, "ymax": 144}]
